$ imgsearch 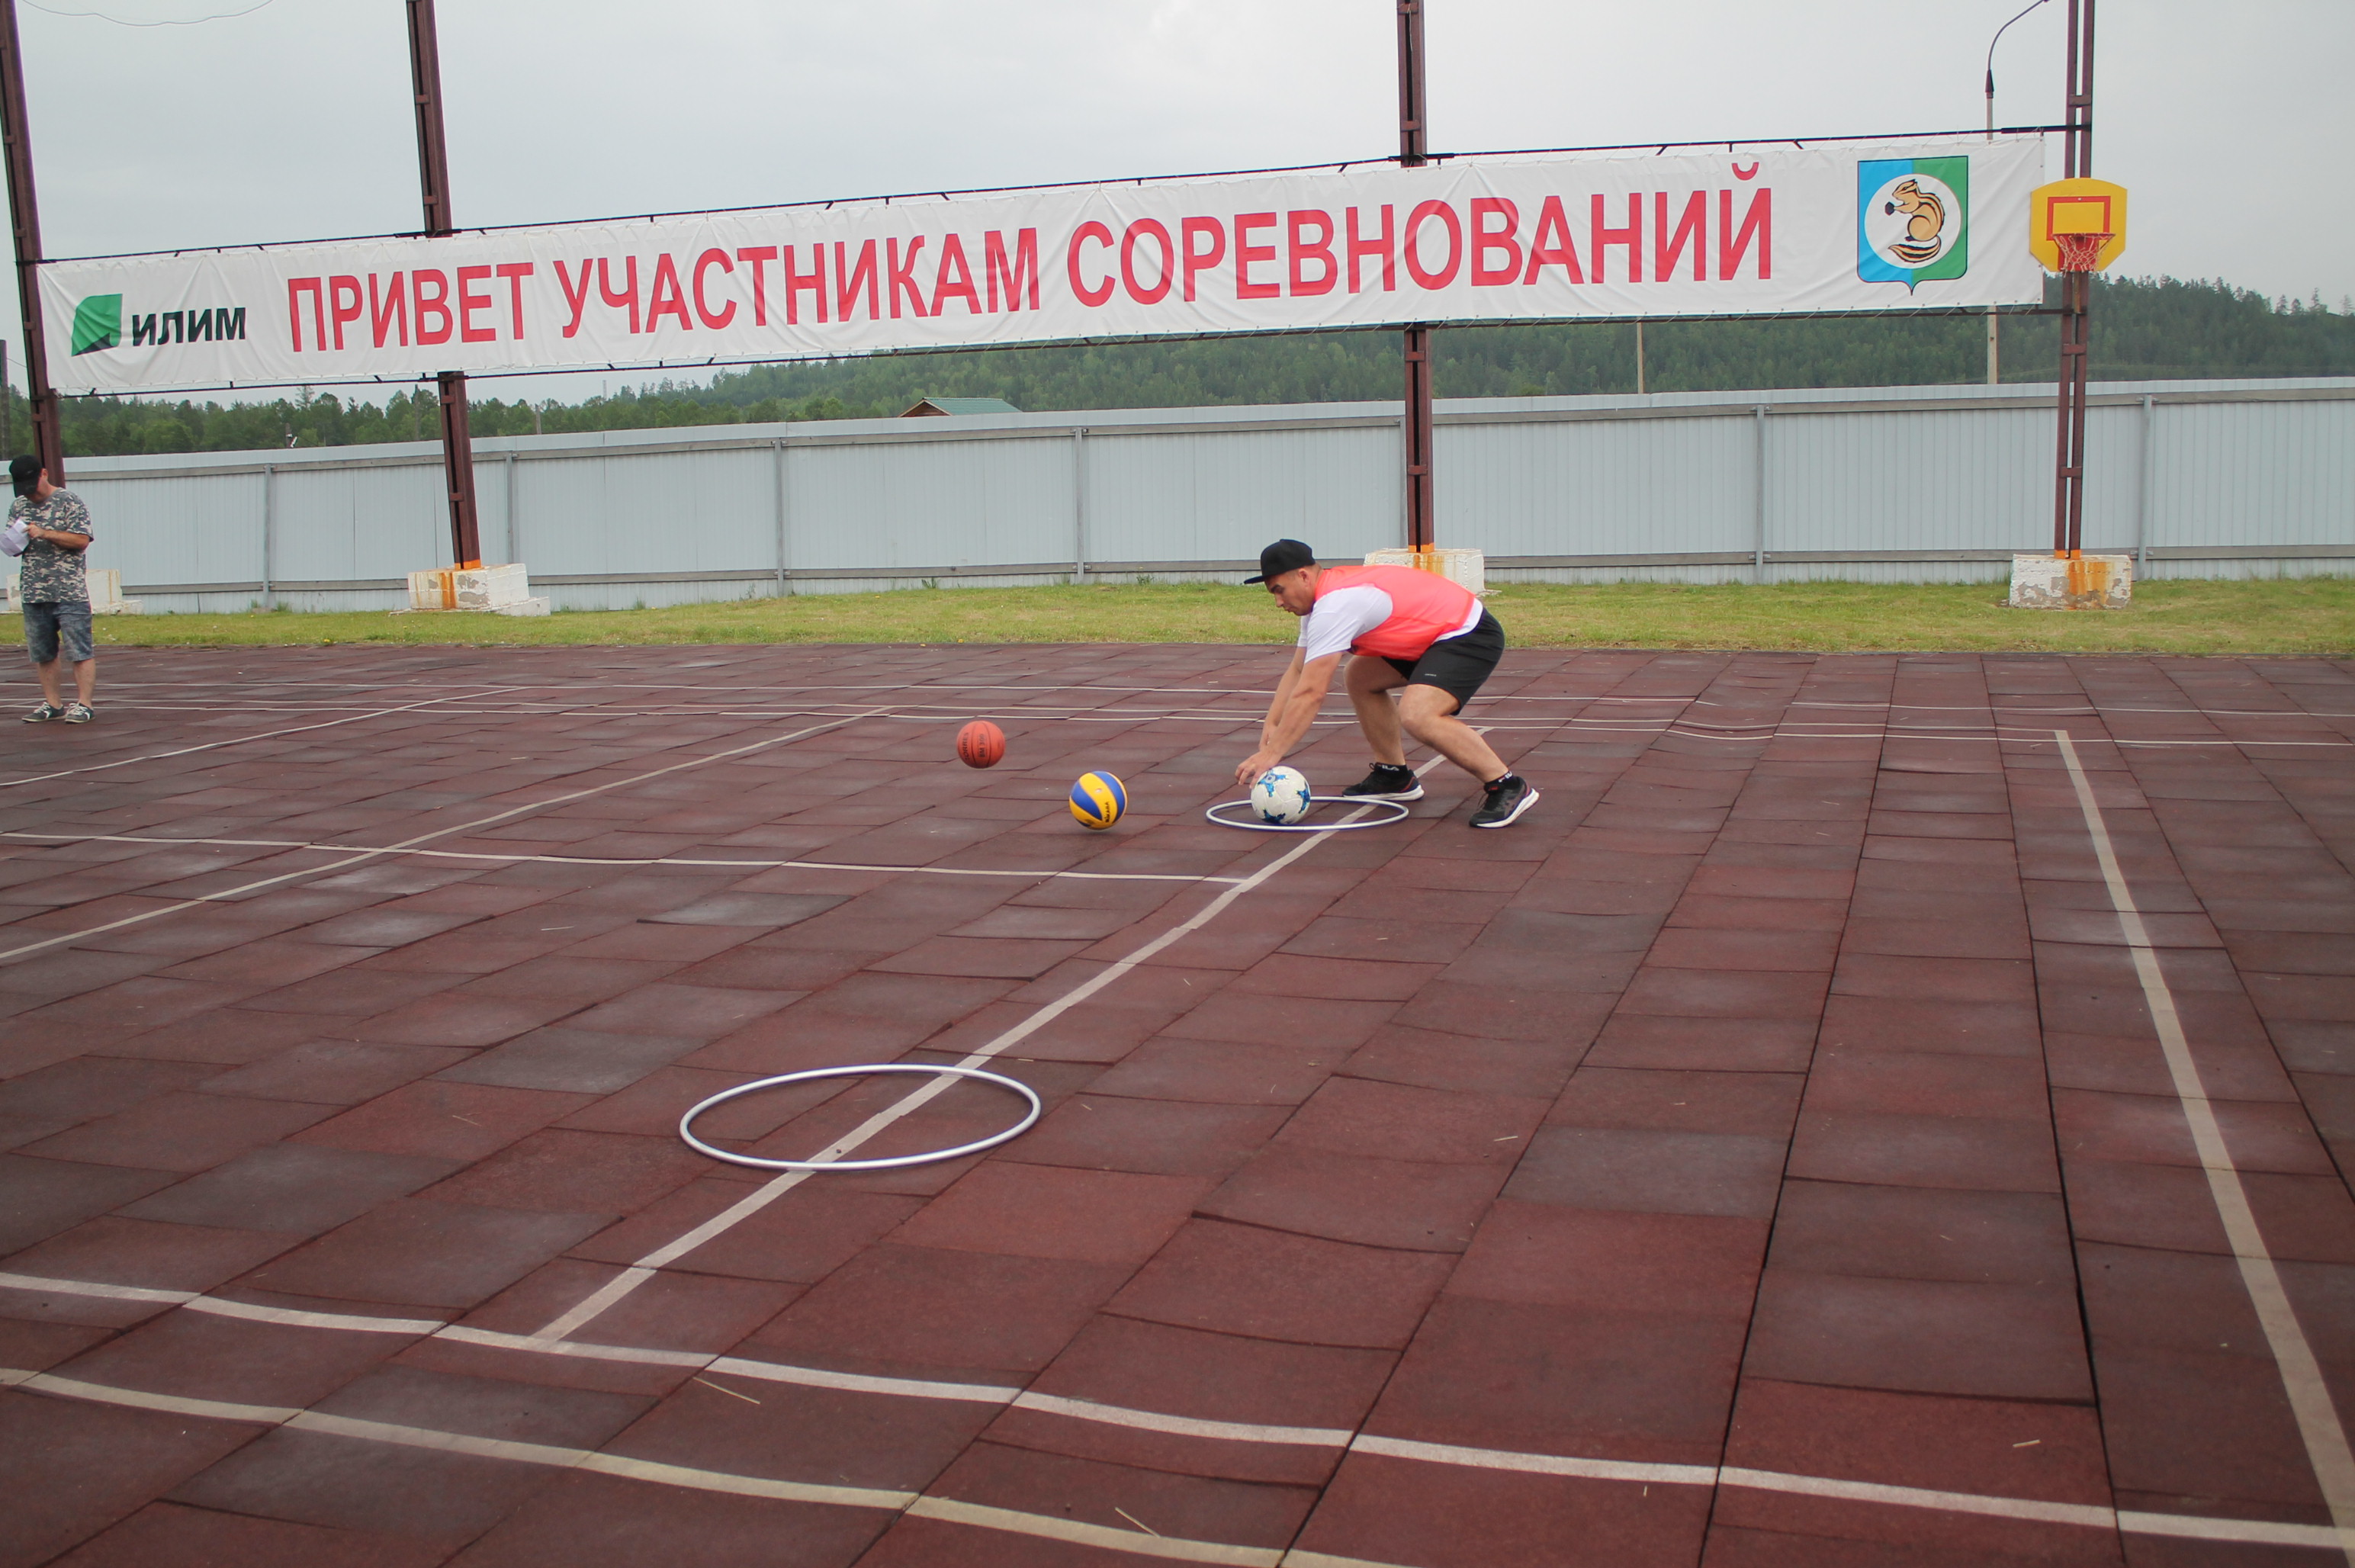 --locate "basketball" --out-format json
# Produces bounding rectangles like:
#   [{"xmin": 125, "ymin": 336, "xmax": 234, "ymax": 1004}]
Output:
[
  {"xmin": 1250, "ymin": 766, "xmax": 1313, "ymax": 824},
  {"xmin": 956, "ymin": 721, "xmax": 1006, "ymax": 768},
  {"xmin": 1068, "ymin": 771, "xmax": 1126, "ymax": 830}
]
